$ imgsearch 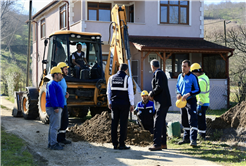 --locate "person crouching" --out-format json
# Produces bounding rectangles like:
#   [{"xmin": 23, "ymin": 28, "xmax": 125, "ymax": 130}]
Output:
[{"xmin": 134, "ymin": 90, "xmax": 155, "ymax": 134}]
